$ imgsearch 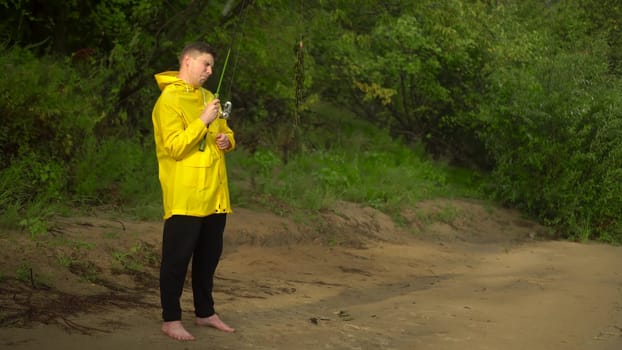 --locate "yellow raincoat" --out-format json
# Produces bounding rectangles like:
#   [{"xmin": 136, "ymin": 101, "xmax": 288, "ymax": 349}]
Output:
[{"xmin": 152, "ymin": 71, "xmax": 235, "ymax": 219}]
